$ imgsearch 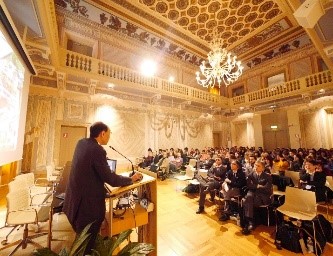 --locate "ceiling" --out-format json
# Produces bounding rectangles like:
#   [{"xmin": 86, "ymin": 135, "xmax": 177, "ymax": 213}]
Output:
[
  {"xmin": 97, "ymin": 0, "xmax": 333, "ymax": 68},
  {"xmin": 3, "ymin": 0, "xmax": 333, "ymax": 115}
]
